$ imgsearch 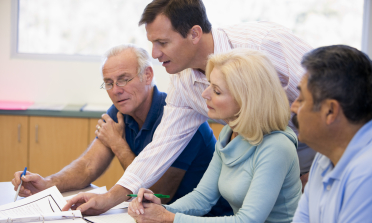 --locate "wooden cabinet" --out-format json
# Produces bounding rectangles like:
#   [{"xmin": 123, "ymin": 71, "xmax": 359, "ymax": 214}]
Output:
[
  {"xmin": 0, "ymin": 116, "xmax": 28, "ymax": 182},
  {"xmin": 0, "ymin": 114, "xmax": 224, "ymax": 190},
  {"xmin": 29, "ymin": 117, "xmax": 89, "ymax": 176}
]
